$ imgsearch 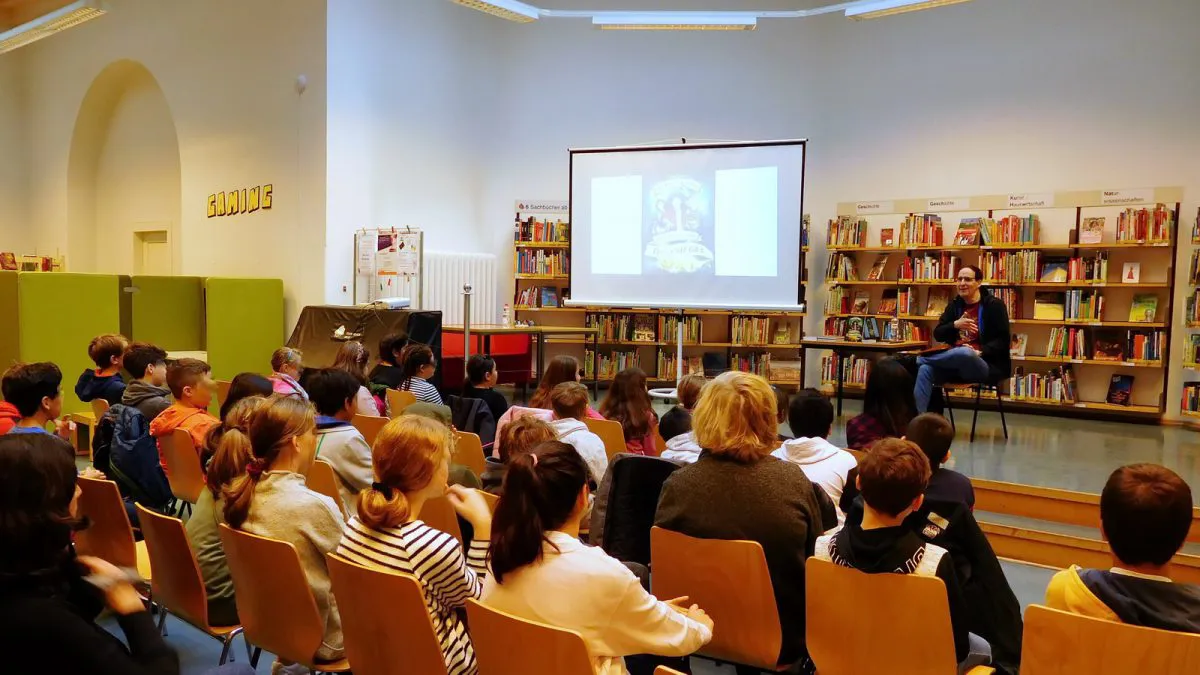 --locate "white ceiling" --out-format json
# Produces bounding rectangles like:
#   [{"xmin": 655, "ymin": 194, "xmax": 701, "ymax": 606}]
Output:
[{"xmin": 536, "ymin": 1, "xmax": 839, "ymax": 10}]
